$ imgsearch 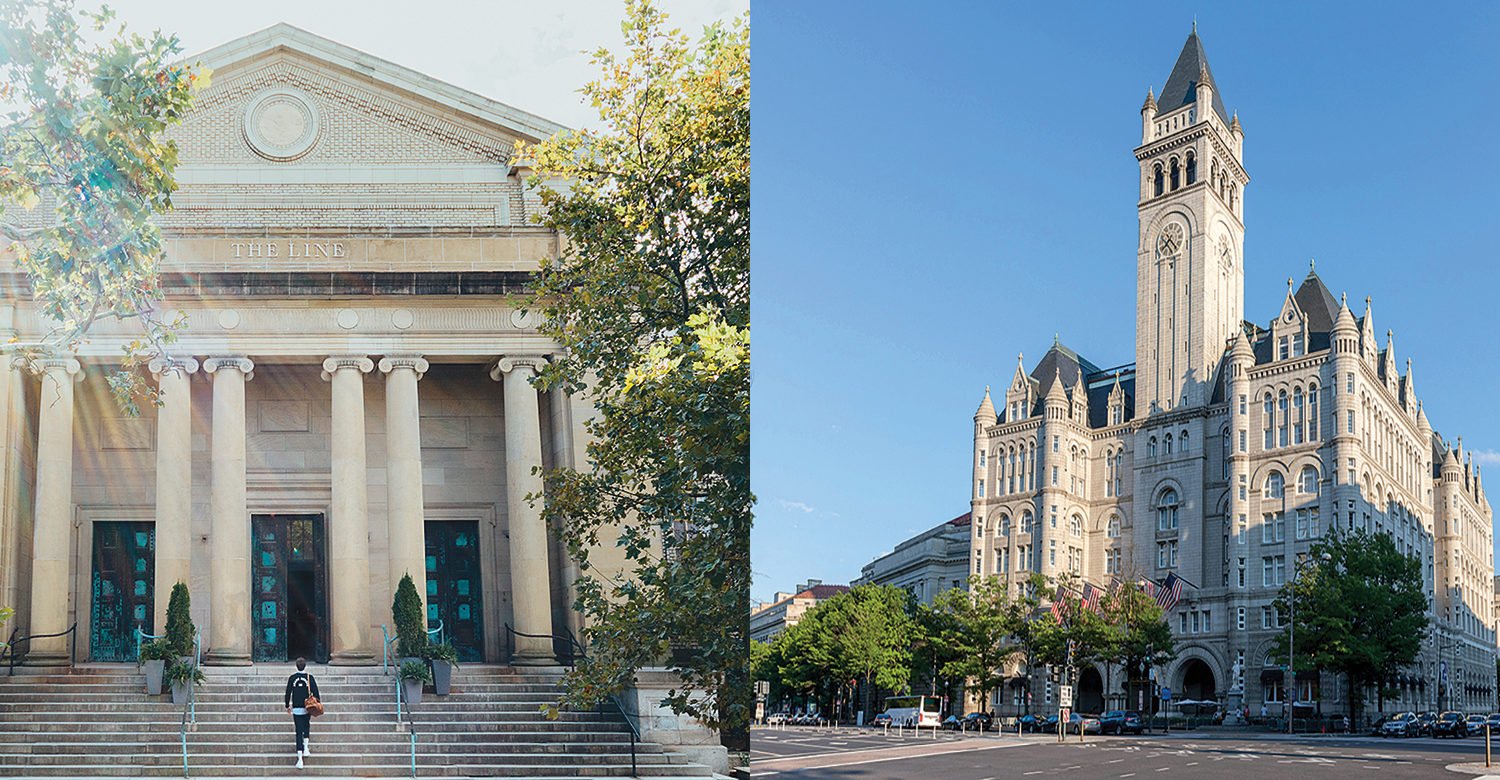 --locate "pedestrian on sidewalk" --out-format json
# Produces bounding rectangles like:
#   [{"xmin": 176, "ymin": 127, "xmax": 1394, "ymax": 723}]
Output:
[{"xmin": 284, "ymin": 657, "xmax": 320, "ymax": 770}]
